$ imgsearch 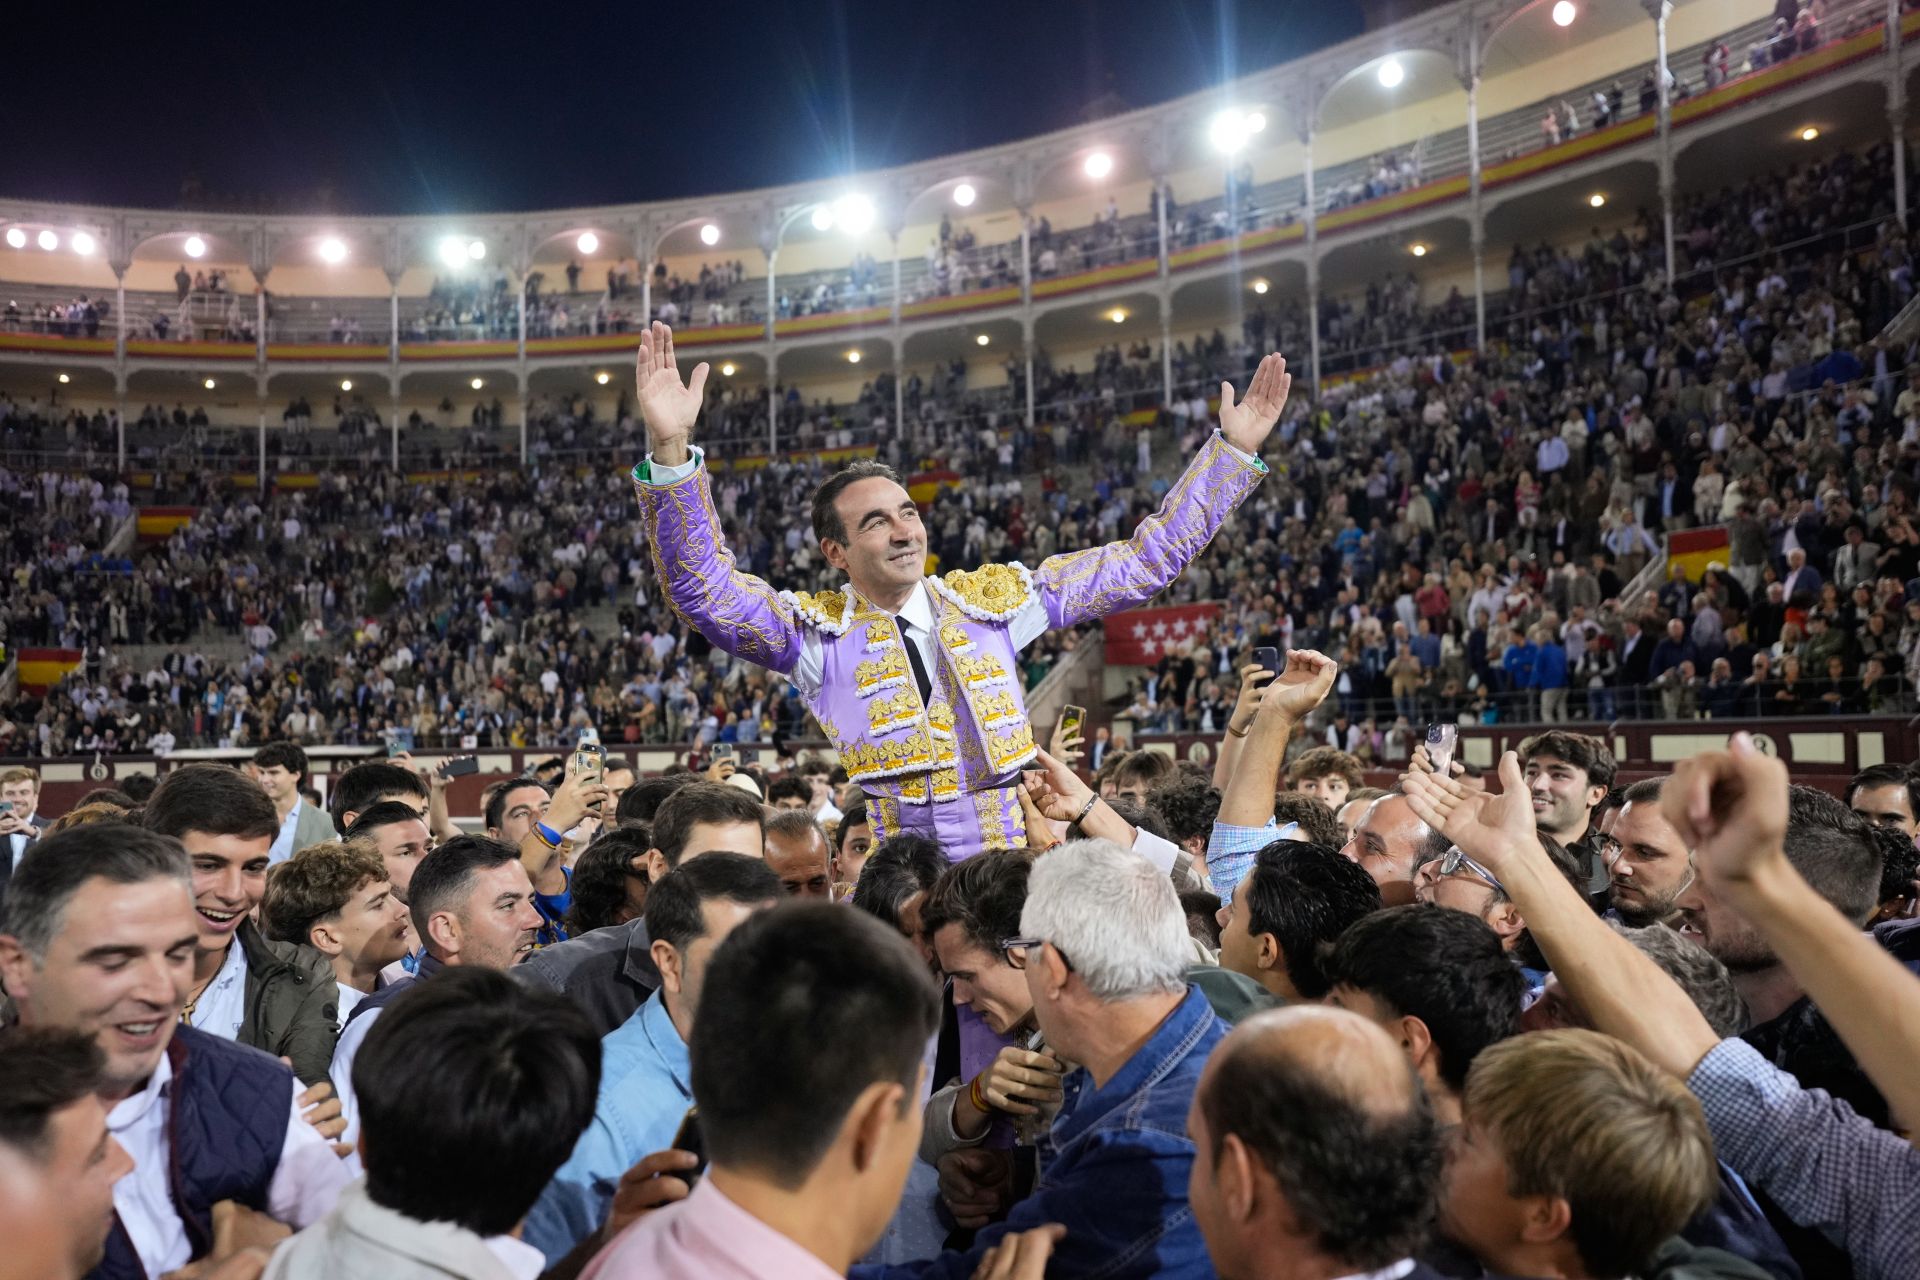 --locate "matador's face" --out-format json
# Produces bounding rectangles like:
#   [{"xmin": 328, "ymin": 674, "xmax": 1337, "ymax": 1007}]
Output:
[{"xmin": 824, "ymin": 477, "xmax": 927, "ymax": 600}]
